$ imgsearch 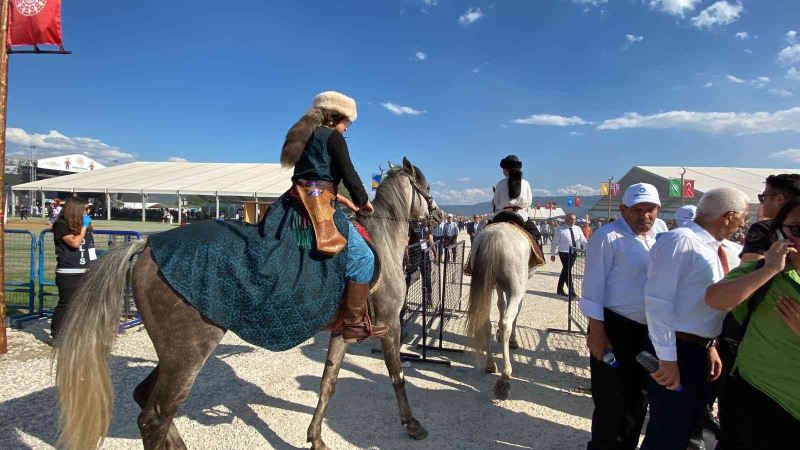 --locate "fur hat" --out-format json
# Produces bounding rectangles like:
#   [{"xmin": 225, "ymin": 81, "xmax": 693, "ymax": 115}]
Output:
[
  {"xmin": 500, "ymin": 155, "xmax": 522, "ymax": 170},
  {"xmin": 312, "ymin": 91, "xmax": 358, "ymax": 122}
]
